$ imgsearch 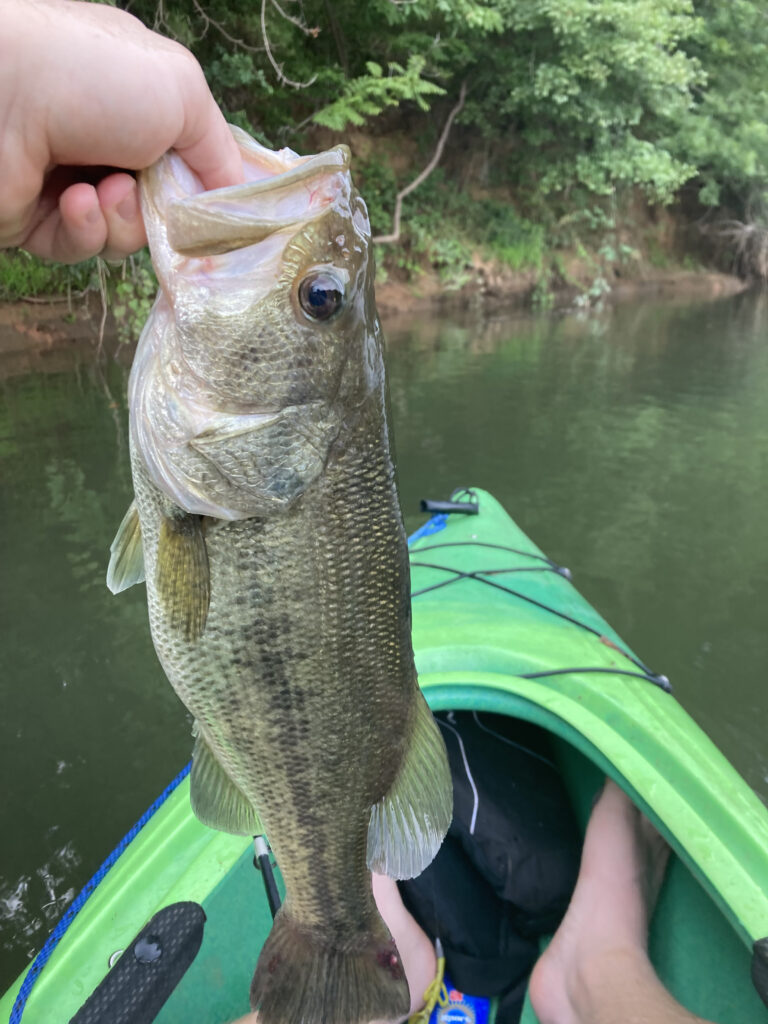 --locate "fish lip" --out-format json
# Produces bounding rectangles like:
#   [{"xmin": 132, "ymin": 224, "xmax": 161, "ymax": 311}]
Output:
[
  {"xmin": 183, "ymin": 146, "xmax": 351, "ymax": 205},
  {"xmin": 164, "ymin": 145, "xmax": 351, "ymax": 257}
]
